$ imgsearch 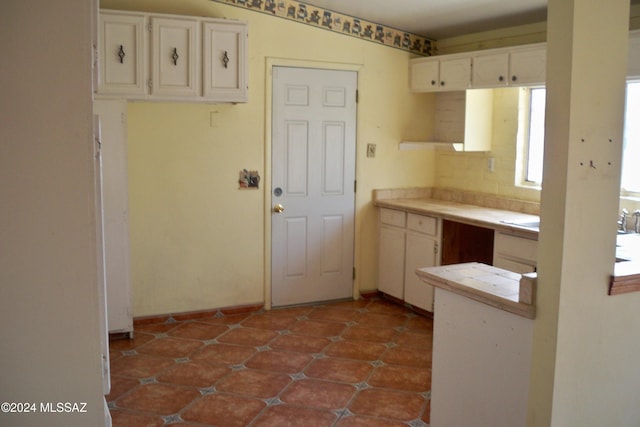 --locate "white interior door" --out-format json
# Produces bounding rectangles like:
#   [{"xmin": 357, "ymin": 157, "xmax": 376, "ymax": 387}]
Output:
[{"xmin": 271, "ymin": 66, "xmax": 357, "ymax": 307}]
